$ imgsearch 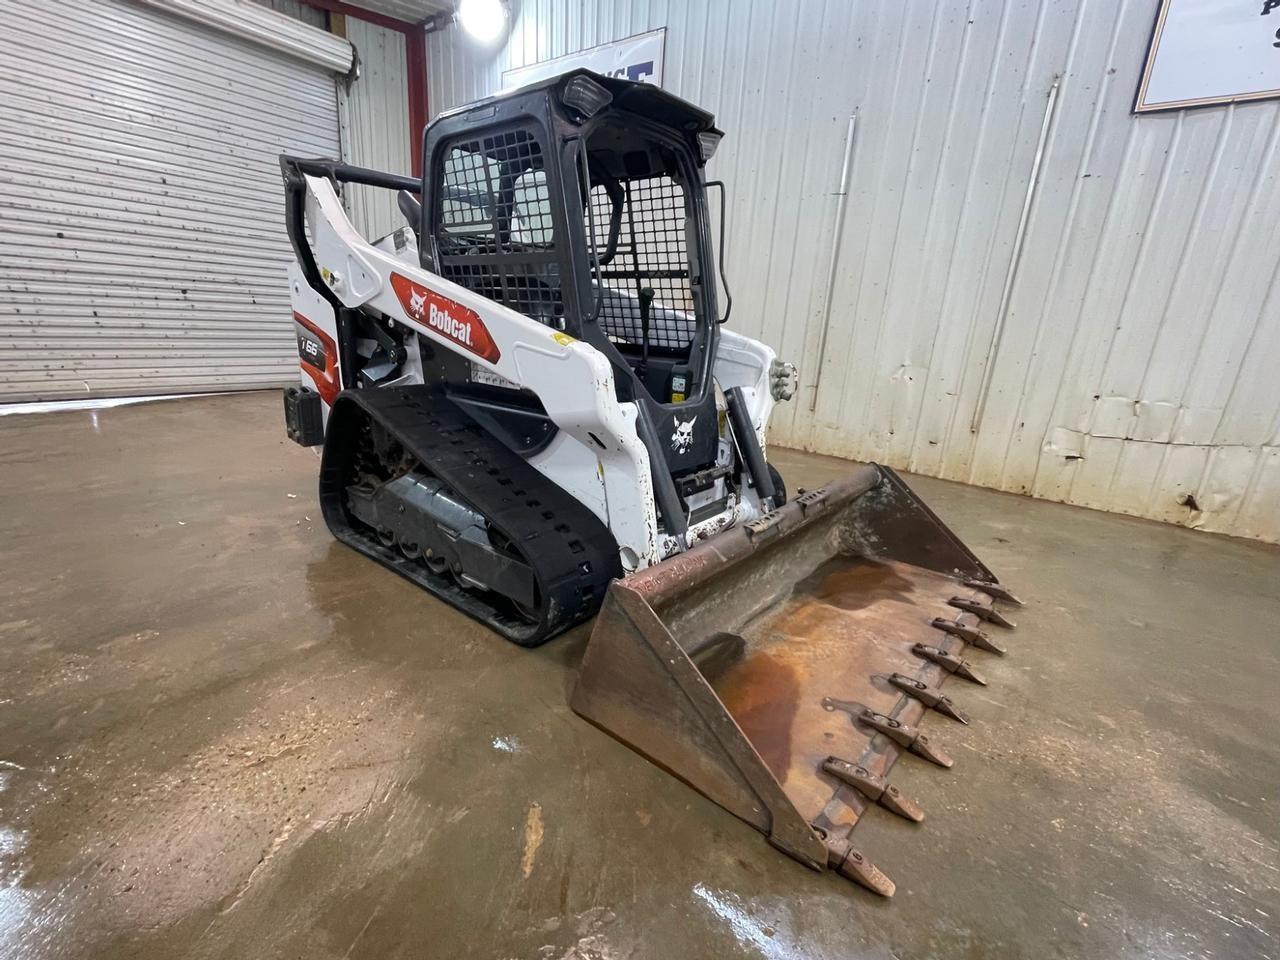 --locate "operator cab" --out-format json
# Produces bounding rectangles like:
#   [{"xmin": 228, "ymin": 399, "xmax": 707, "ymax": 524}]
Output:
[{"xmin": 419, "ymin": 72, "xmax": 724, "ymax": 416}]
